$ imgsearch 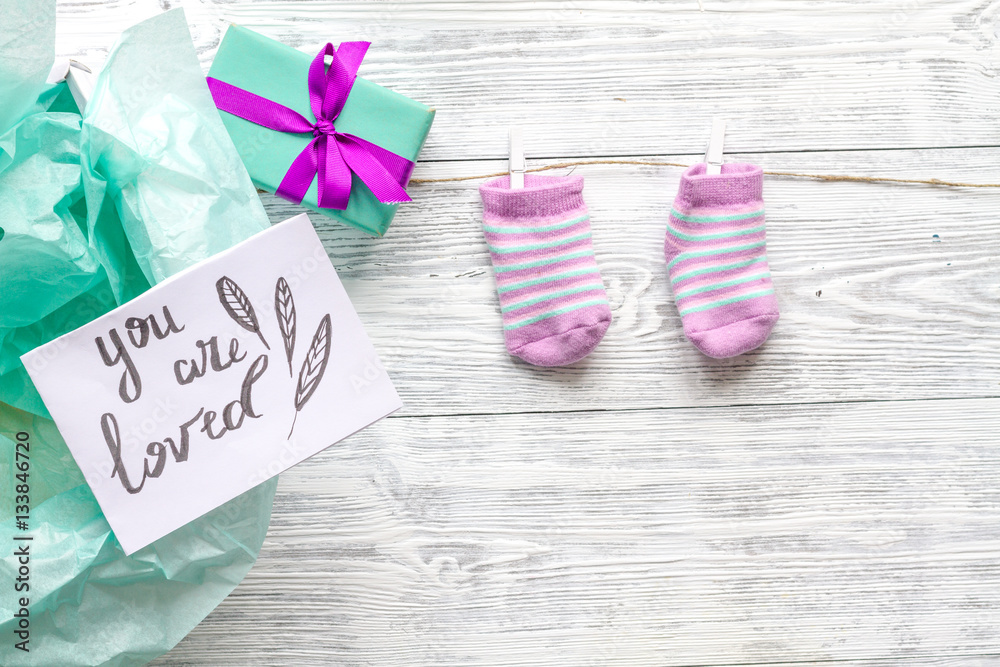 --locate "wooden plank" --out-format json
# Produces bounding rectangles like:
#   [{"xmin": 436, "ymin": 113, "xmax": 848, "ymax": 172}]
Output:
[
  {"xmin": 247, "ymin": 147, "xmax": 1000, "ymax": 417},
  {"xmin": 753, "ymin": 660, "xmax": 1000, "ymax": 667},
  {"xmin": 153, "ymin": 397, "xmax": 1000, "ymax": 665},
  {"xmin": 53, "ymin": 0, "xmax": 1000, "ymax": 159}
]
